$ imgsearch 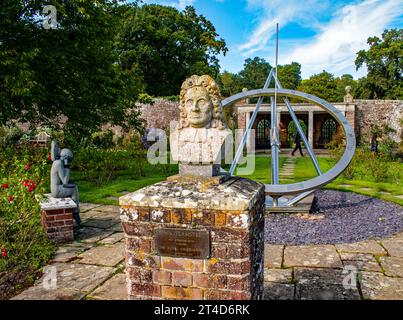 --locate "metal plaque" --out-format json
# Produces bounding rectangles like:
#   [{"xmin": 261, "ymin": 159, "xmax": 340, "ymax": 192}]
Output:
[{"xmin": 155, "ymin": 228, "xmax": 210, "ymax": 259}]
